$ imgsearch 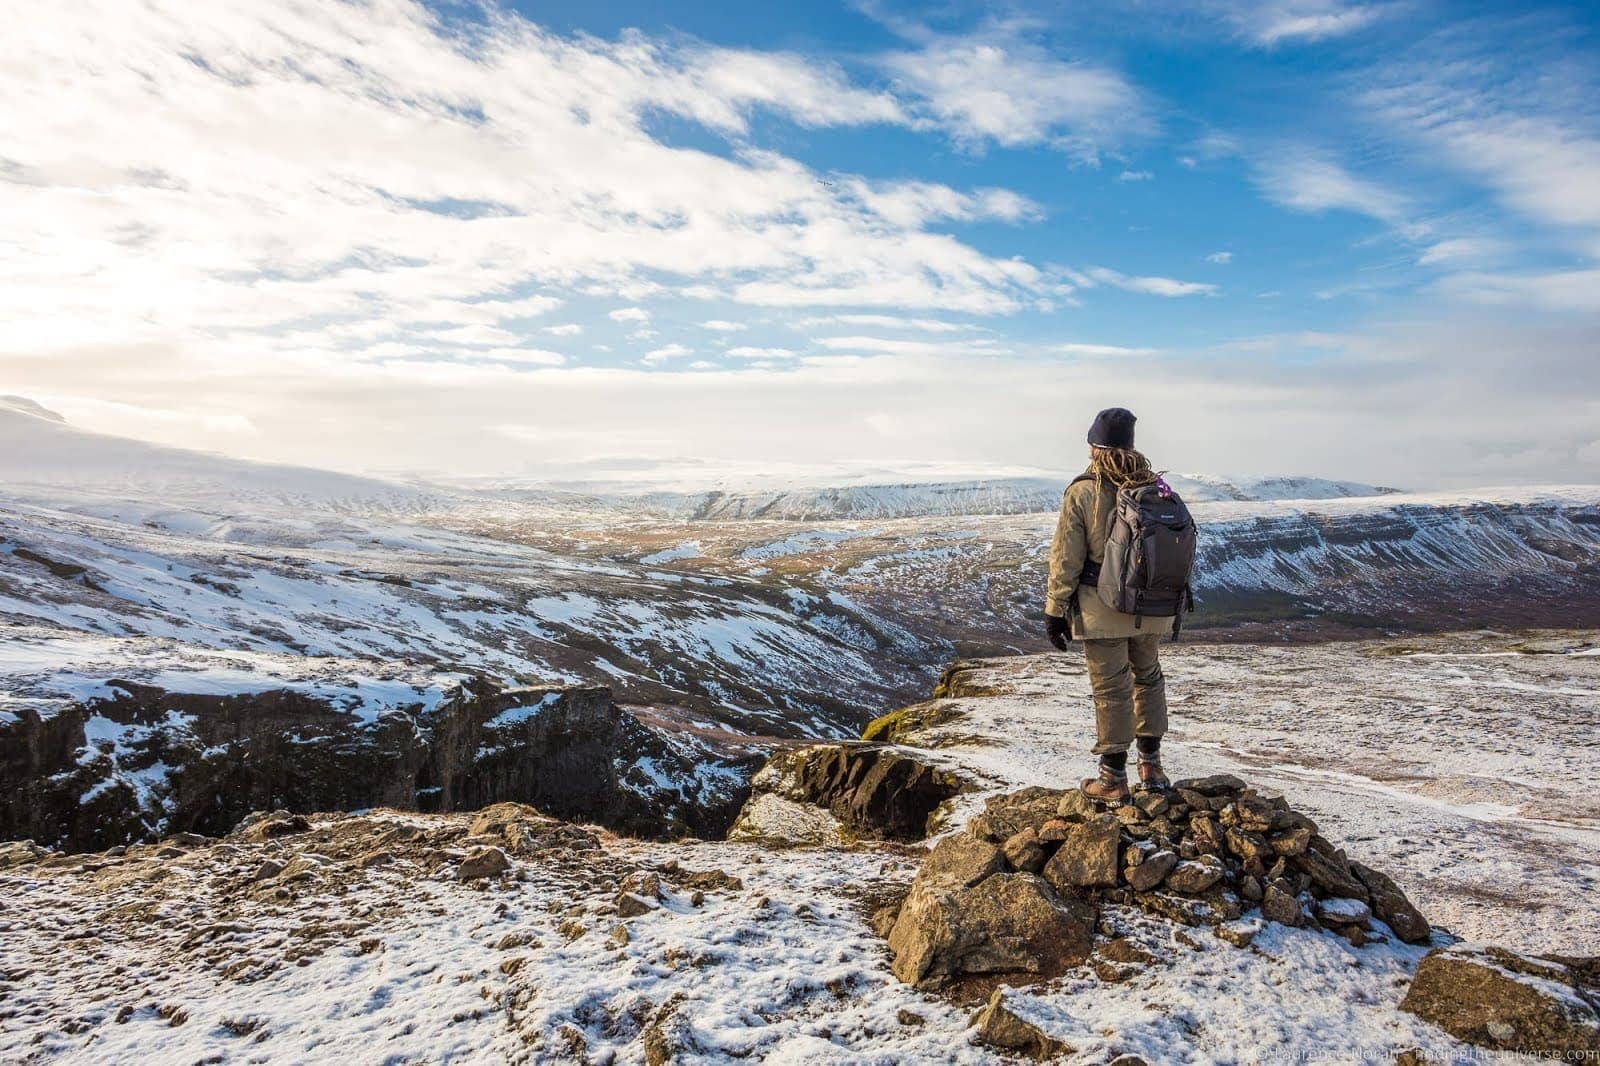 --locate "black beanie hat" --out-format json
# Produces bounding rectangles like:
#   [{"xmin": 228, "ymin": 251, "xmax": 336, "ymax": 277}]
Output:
[{"xmin": 1087, "ymin": 407, "xmax": 1136, "ymax": 449}]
